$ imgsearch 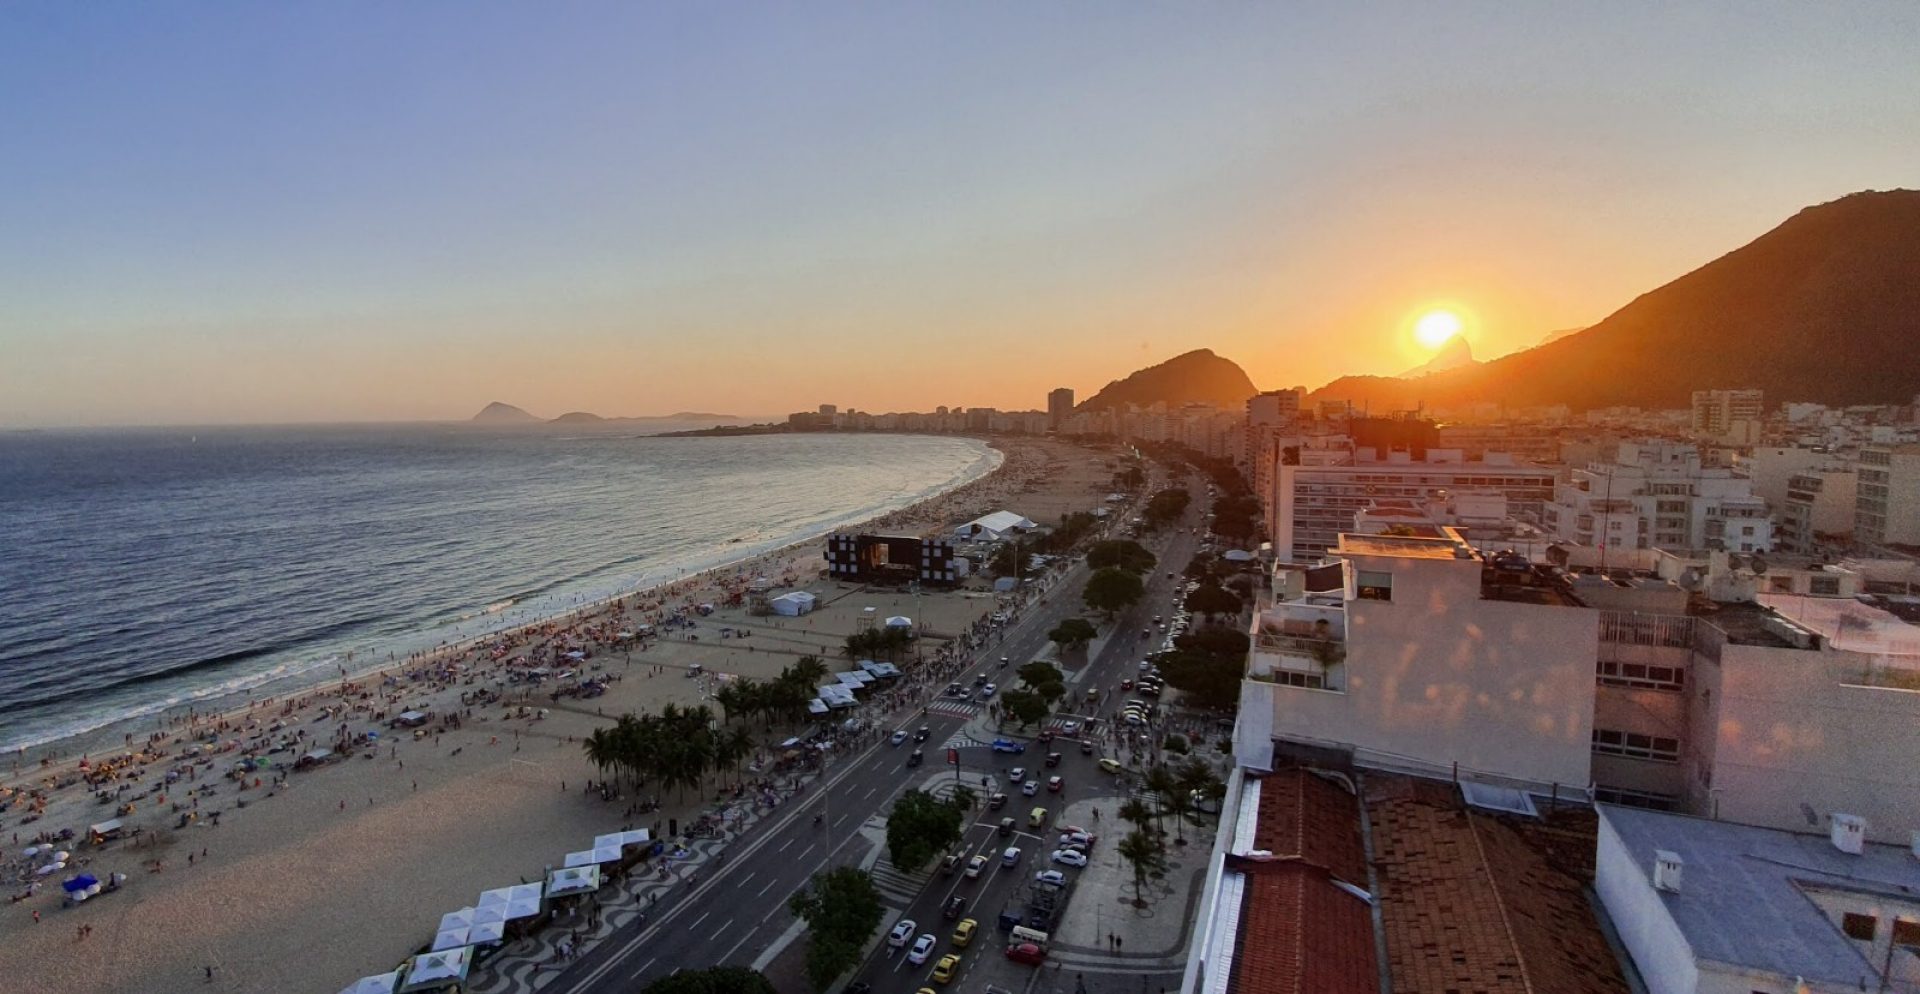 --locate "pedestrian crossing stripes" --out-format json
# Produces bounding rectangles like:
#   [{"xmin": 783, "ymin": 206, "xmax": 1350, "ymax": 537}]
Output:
[
  {"xmin": 925, "ymin": 698, "xmax": 982, "ymax": 718},
  {"xmin": 867, "ymin": 859, "xmax": 934, "ymax": 905}
]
